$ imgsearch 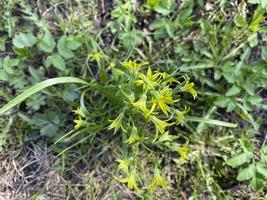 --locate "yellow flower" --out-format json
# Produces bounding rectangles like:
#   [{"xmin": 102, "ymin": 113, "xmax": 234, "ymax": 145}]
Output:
[
  {"xmin": 157, "ymin": 131, "xmax": 177, "ymax": 143},
  {"xmin": 161, "ymin": 72, "xmax": 180, "ymax": 84},
  {"xmin": 116, "ymin": 169, "xmax": 141, "ymax": 193},
  {"xmin": 149, "ymin": 167, "xmax": 167, "ymax": 190},
  {"xmin": 149, "ymin": 115, "xmax": 170, "ymax": 134},
  {"xmin": 135, "ymin": 67, "xmax": 161, "ymax": 90},
  {"xmin": 152, "ymin": 86, "xmax": 178, "ymax": 115},
  {"xmin": 125, "ymin": 126, "xmax": 142, "ymax": 144},
  {"xmin": 73, "ymin": 107, "xmax": 86, "ymax": 118},
  {"xmin": 180, "ymin": 75, "xmax": 197, "ymax": 99},
  {"xmin": 108, "ymin": 113, "xmax": 126, "ymax": 133},
  {"xmin": 147, "ymin": 0, "xmax": 161, "ymax": 8},
  {"xmin": 109, "ymin": 62, "xmax": 116, "ymax": 68},
  {"xmin": 176, "ymin": 141, "xmax": 189, "ymax": 160},
  {"xmin": 117, "ymin": 158, "xmax": 132, "ymax": 174},
  {"xmin": 121, "ymin": 60, "xmax": 148, "ymax": 72},
  {"xmin": 90, "ymin": 51, "xmax": 105, "ymax": 61},
  {"xmin": 175, "ymin": 106, "xmax": 190, "ymax": 124},
  {"xmin": 132, "ymin": 93, "xmax": 156, "ymax": 117},
  {"xmin": 74, "ymin": 117, "xmax": 85, "ymax": 129}
]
